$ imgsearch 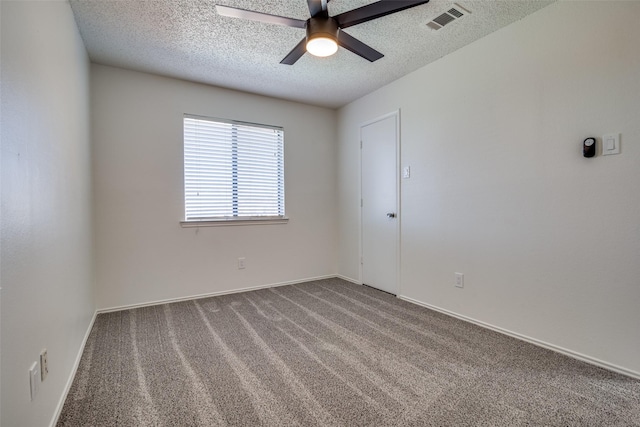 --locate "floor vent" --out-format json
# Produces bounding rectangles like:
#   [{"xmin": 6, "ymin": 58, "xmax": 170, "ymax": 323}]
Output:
[{"xmin": 426, "ymin": 4, "xmax": 470, "ymax": 31}]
